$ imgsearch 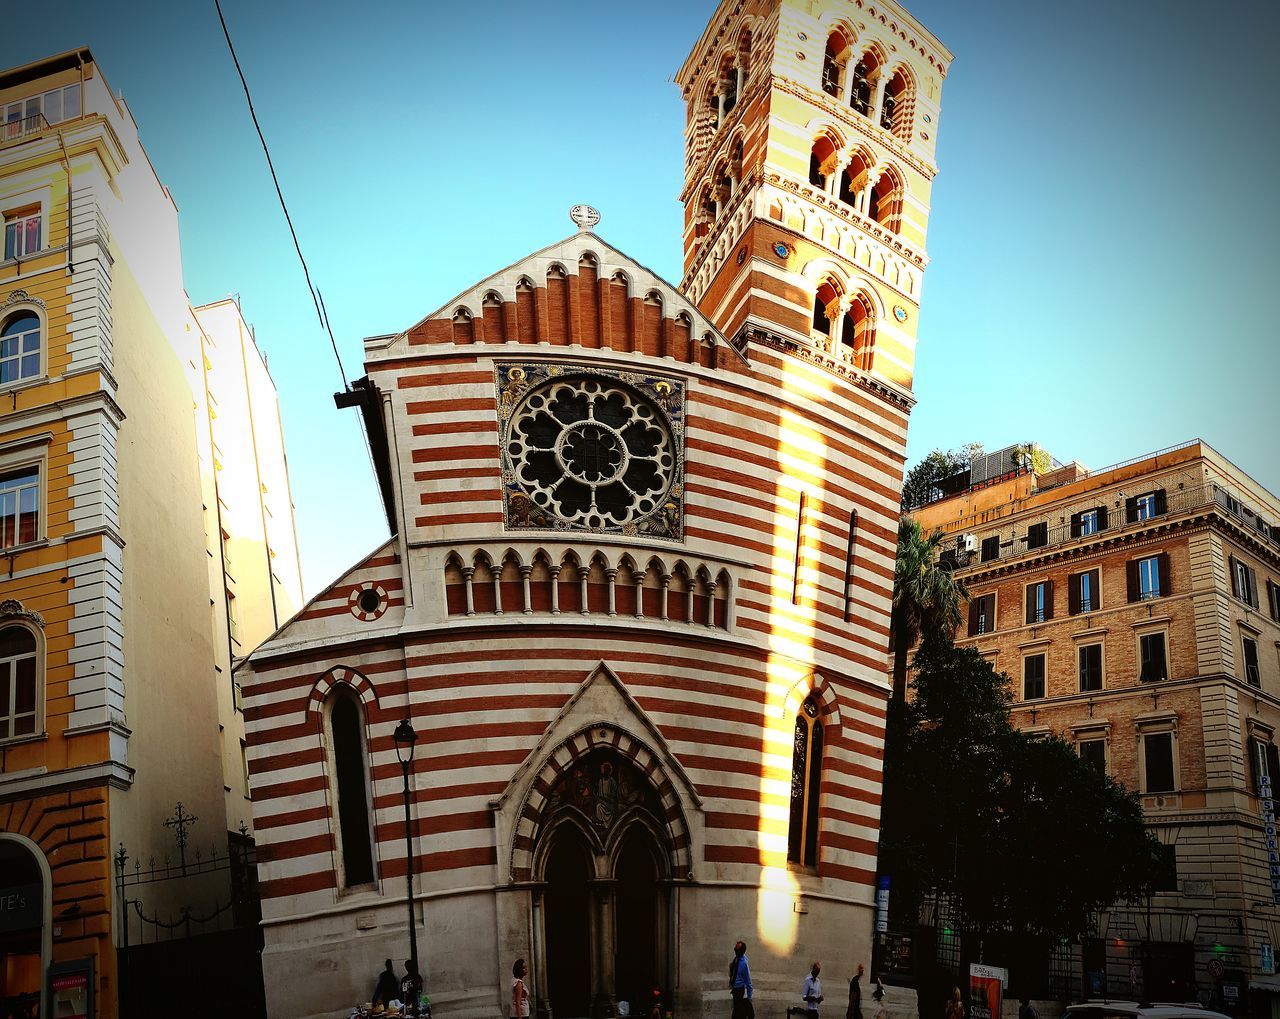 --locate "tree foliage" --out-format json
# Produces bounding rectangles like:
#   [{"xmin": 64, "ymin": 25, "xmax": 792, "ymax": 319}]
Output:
[
  {"xmin": 890, "ymin": 517, "xmax": 967, "ymax": 701},
  {"xmin": 880, "ymin": 632, "xmax": 1162, "ymax": 942},
  {"xmin": 900, "ymin": 443, "xmax": 985, "ymax": 511}
]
